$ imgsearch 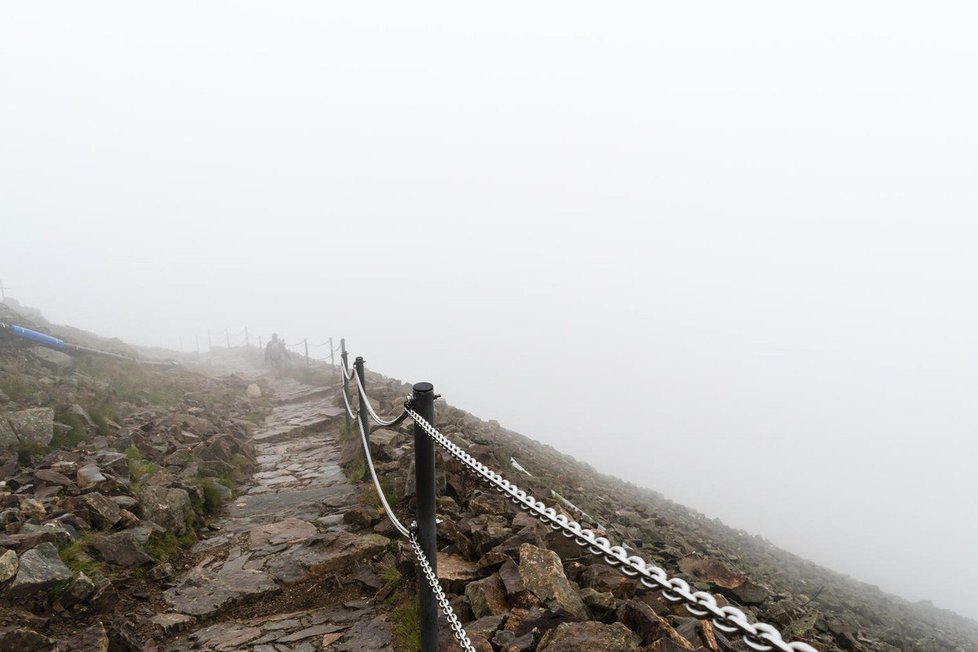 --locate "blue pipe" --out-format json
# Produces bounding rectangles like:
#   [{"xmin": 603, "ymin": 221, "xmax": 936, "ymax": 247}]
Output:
[{"xmin": 8, "ymin": 325, "xmax": 66, "ymax": 349}]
